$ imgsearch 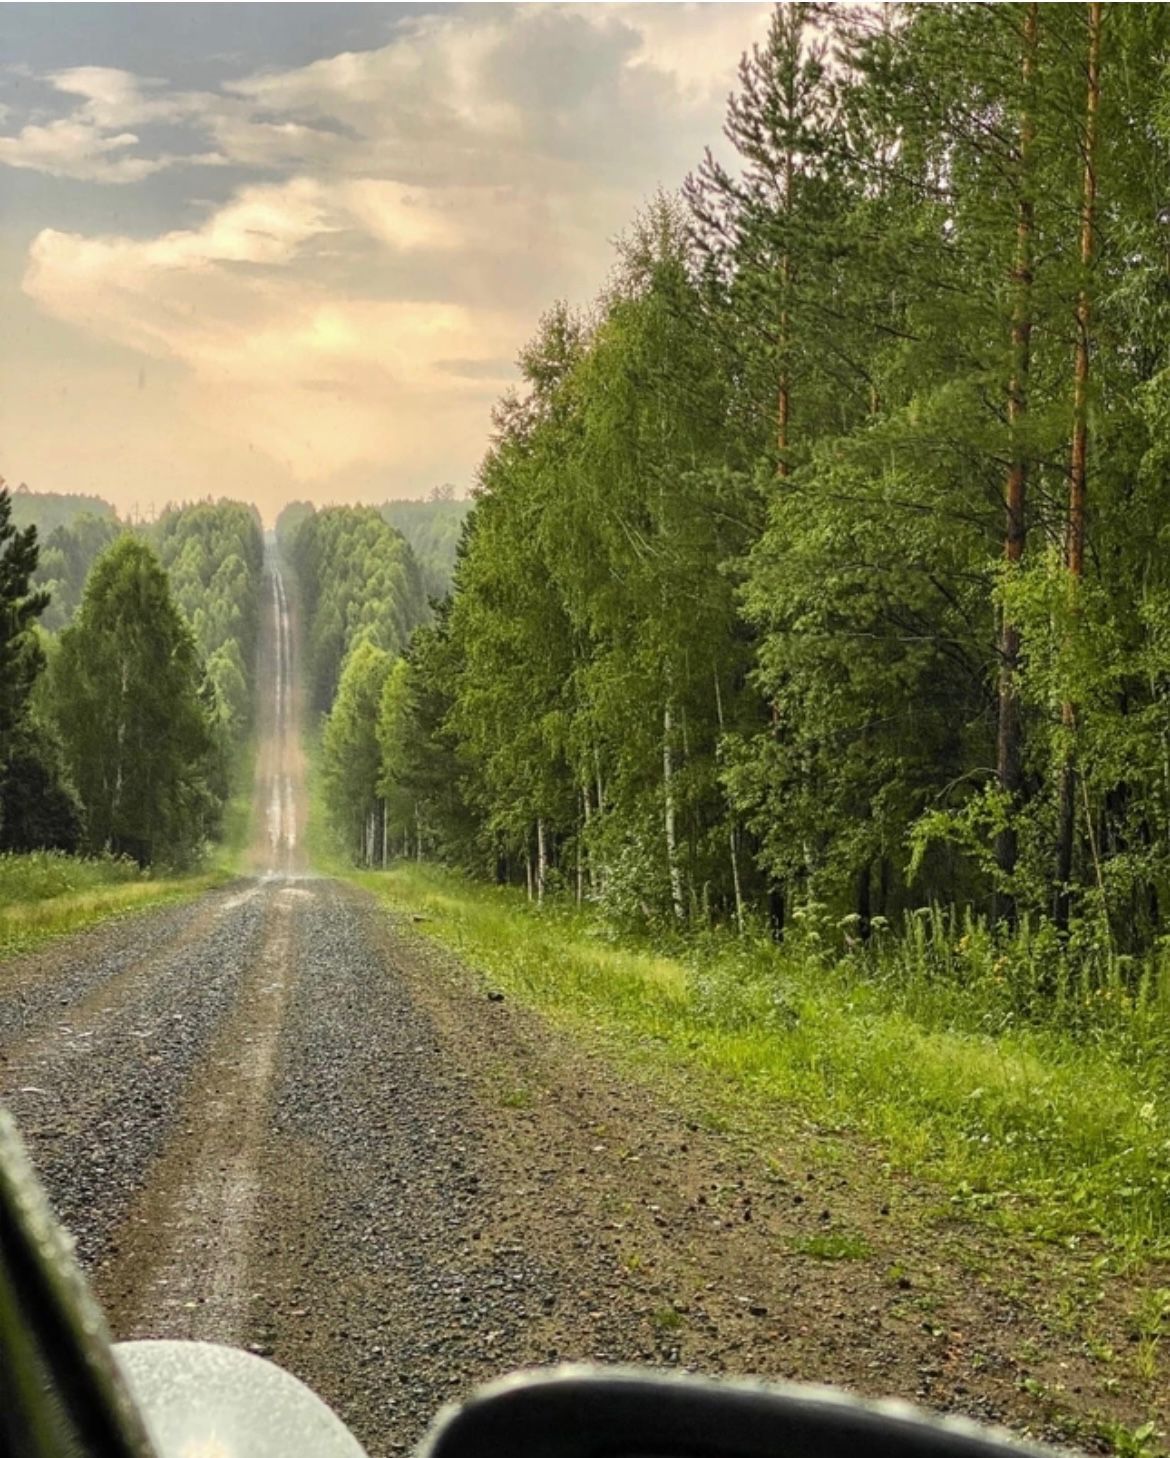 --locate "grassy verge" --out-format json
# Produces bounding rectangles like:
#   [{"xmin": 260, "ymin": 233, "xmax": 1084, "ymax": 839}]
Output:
[
  {"xmin": 350, "ymin": 862, "xmax": 1170, "ymax": 1268},
  {"xmin": 0, "ymin": 739, "xmax": 263, "ymax": 959},
  {"xmin": 0, "ymin": 851, "xmax": 232, "ymax": 958},
  {"xmin": 212, "ymin": 737, "xmax": 259, "ymax": 875}
]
